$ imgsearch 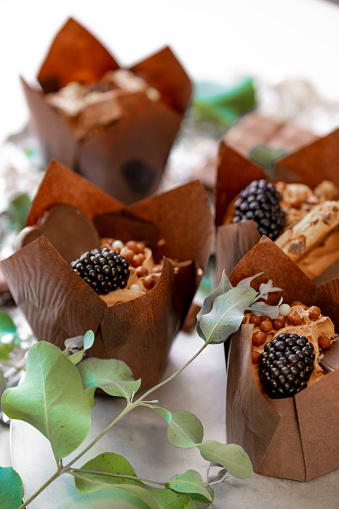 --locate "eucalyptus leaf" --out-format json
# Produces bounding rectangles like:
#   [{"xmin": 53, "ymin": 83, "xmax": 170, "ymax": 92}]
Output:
[
  {"xmin": 1, "ymin": 341, "xmax": 91, "ymax": 462},
  {"xmin": 83, "ymin": 330, "xmax": 95, "ymax": 350},
  {"xmin": 236, "ymin": 273, "xmax": 263, "ymax": 289},
  {"xmin": 248, "ymin": 299, "xmax": 282, "ymax": 319},
  {"xmin": 0, "ymin": 341, "xmax": 16, "ymax": 361},
  {"xmin": 74, "ymin": 460, "xmax": 159, "ymax": 509},
  {"xmin": 84, "ymin": 386, "xmax": 96, "ymax": 407},
  {"xmin": 197, "ymin": 271, "xmax": 233, "ymax": 339},
  {"xmin": 197, "ymin": 286, "xmax": 257, "ymax": 344},
  {"xmin": 68, "ymin": 350, "xmax": 85, "ymax": 365},
  {"xmin": 0, "ymin": 311, "xmax": 16, "ymax": 336},
  {"xmin": 189, "ymin": 488, "xmax": 215, "ymax": 509},
  {"xmin": 73, "ymin": 452, "xmax": 142, "ymax": 492},
  {"xmin": 167, "ymin": 470, "xmax": 212, "ymax": 501},
  {"xmin": 78, "ymin": 357, "xmax": 141, "ymax": 401},
  {"xmin": 0, "ymin": 466, "xmax": 23, "ymax": 509},
  {"xmin": 7, "ymin": 193, "xmax": 32, "ymax": 232},
  {"xmin": 151, "ymin": 407, "xmax": 203, "ymax": 448},
  {"xmin": 64, "ymin": 335, "xmax": 85, "ymax": 350},
  {"xmin": 198, "ymin": 441, "xmax": 253, "ymax": 479},
  {"xmin": 147, "ymin": 487, "xmax": 195, "ymax": 509},
  {"xmin": 258, "ymin": 280, "xmax": 282, "ymax": 300}
]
